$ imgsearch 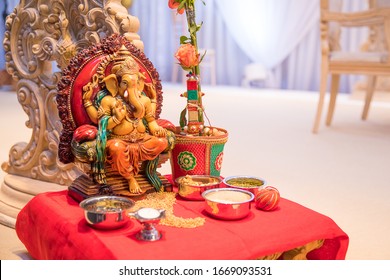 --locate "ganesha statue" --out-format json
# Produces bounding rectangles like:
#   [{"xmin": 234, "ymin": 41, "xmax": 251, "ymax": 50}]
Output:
[{"xmin": 57, "ymin": 34, "xmax": 175, "ymax": 199}]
